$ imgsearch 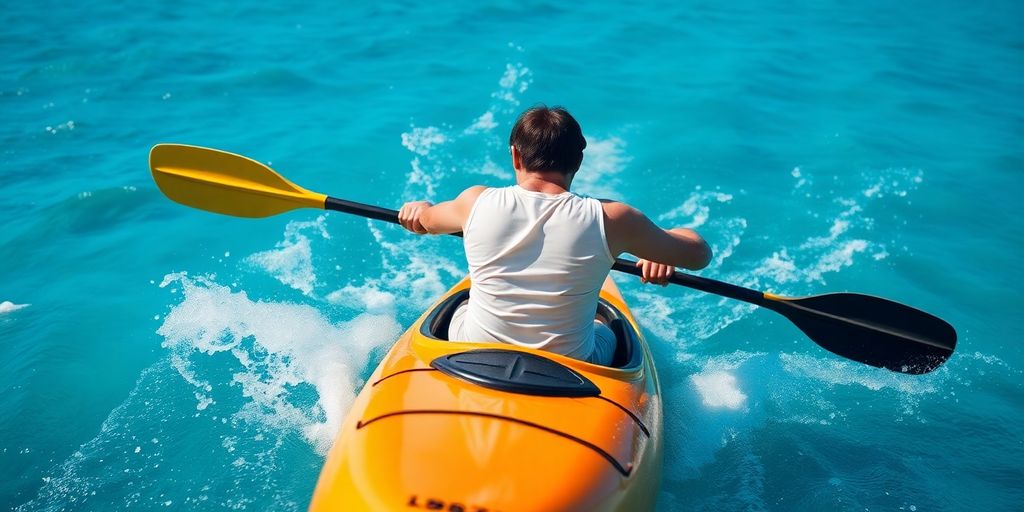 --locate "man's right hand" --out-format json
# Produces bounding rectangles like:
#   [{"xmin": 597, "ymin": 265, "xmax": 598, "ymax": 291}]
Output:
[
  {"xmin": 398, "ymin": 201, "xmax": 432, "ymax": 234},
  {"xmin": 635, "ymin": 259, "xmax": 675, "ymax": 286}
]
